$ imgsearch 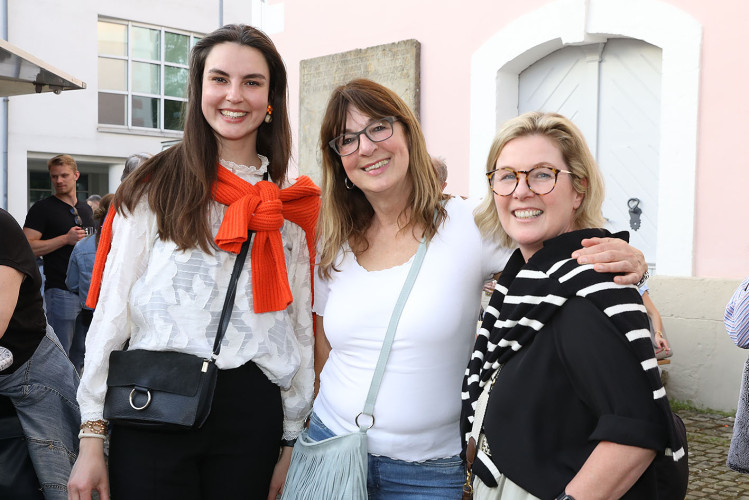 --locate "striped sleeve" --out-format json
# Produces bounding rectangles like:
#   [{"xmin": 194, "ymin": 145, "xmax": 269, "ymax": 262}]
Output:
[{"xmin": 725, "ymin": 276, "xmax": 749, "ymax": 348}]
